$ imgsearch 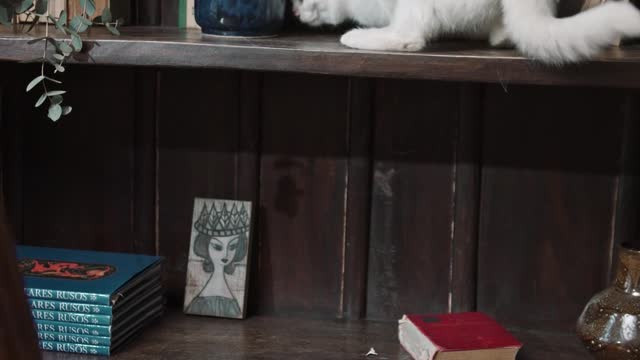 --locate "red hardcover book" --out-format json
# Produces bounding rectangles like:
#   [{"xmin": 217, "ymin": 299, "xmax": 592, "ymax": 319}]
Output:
[{"xmin": 398, "ymin": 312, "xmax": 522, "ymax": 360}]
